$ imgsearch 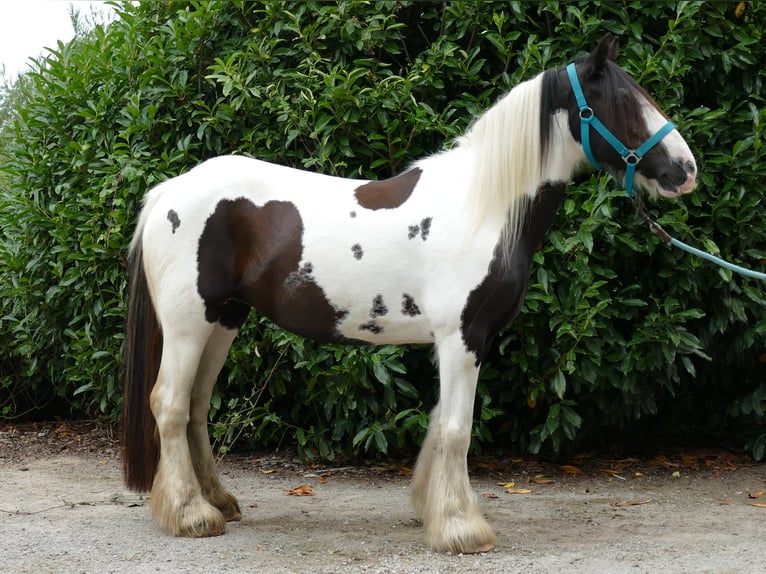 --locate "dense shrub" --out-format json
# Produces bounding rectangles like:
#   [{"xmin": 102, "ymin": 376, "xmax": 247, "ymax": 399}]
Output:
[{"xmin": 0, "ymin": 1, "xmax": 764, "ymax": 459}]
